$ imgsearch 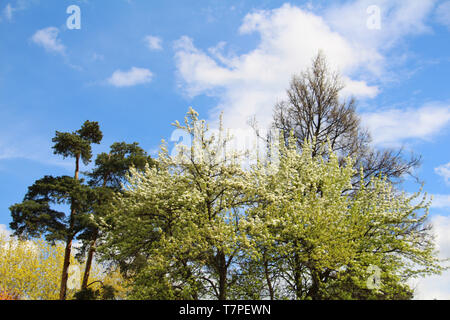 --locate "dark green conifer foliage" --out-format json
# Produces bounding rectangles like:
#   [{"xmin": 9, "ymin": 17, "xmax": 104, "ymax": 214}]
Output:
[
  {"xmin": 78, "ymin": 142, "xmax": 155, "ymax": 290},
  {"xmin": 9, "ymin": 121, "xmax": 102, "ymax": 300}
]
